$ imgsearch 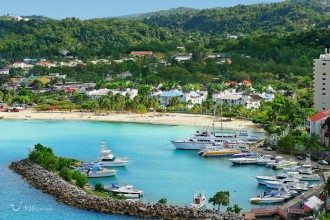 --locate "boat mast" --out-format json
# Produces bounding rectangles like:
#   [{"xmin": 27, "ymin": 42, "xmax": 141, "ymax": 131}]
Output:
[{"xmin": 220, "ymin": 104, "xmax": 223, "ymax": 132}]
